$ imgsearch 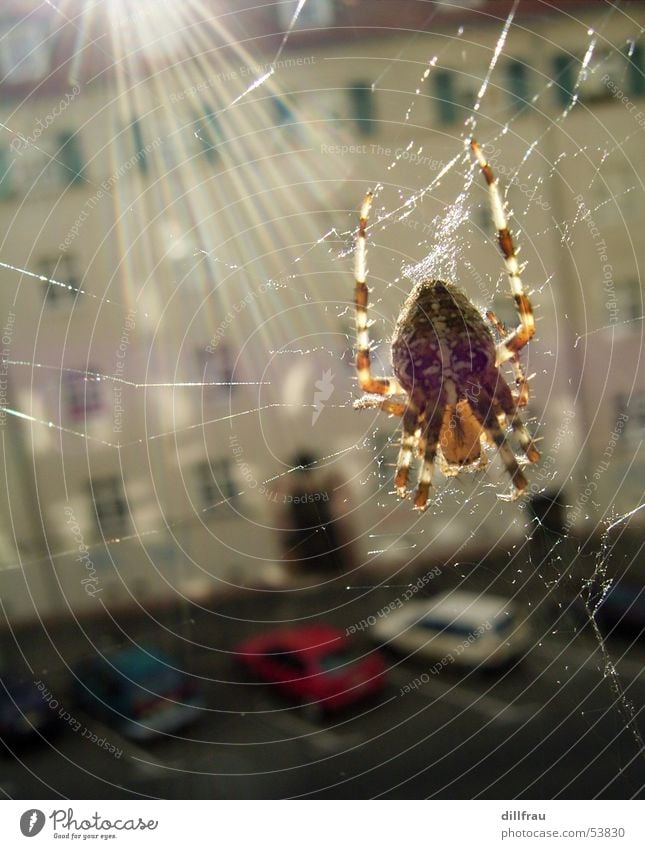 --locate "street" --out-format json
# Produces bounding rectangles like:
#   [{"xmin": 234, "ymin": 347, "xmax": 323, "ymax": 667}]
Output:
[{"xmin": 1, "ymin": 583, "xmax": 643, "ymax": 800}]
